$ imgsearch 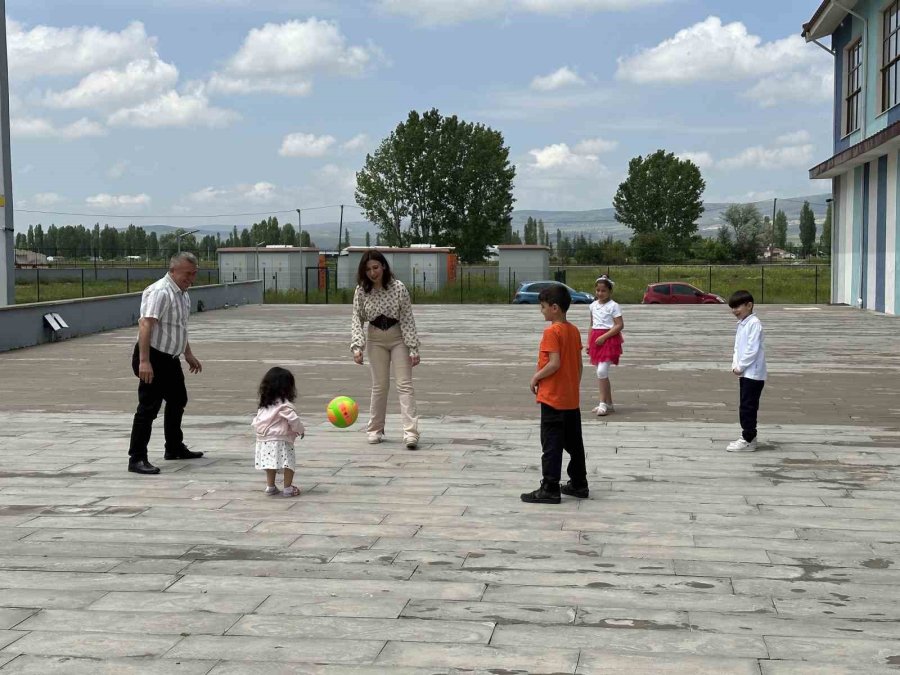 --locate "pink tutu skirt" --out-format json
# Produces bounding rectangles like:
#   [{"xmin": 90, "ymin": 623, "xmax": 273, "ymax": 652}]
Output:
[{"xmin": 588, "ymin": 328, "xmax": 623, "ymax": 366}]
